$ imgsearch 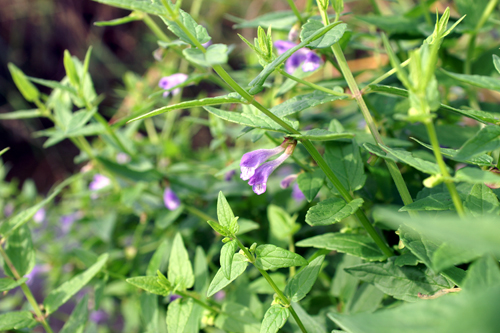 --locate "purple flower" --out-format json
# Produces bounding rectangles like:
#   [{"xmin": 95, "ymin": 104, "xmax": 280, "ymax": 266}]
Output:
[
  {"xmin": 169, "ymin": 294, "xmax": 182, "ymax": 302},
  {"xmin": 224, "ymin": 169, "xmax": 236, "ymax": 181},
  {"xmin": 214, "ymin": 290, "xmax": 226, "ymax": 301},
  {"xmin": 248, "ymin": 149, "xmax": 293, "ymax": 195},
  {"xmin": 3, "ymin": 202, "xmax": 14, "ymax": 217},
  {"xmin": 159, "ymin": 73, "xmax": 188, "ymax": 97},
  {"xmin": 292, "ymin": 183, "xmax": 306, "ymax": 202},
  {"xmin": 90, "ymin": 310, "xmax": 109, "ymax": 324},
  {"xmin": 33, "ymin": 208, "xmax": 46, "ymax": 224},
  {"xmin": 60, "ymin": 212, "xmax": 81, "ymax": 234},
  {"xmin": 274, "ymin": 40, "xmax": 321, "ymax": 74},
  {"xmin": 280, "ymin": 174, "xmax": 298, "ymax": 189},
  {"xmin": 89, "ymin": 174, "xmax": 111, "ymax": 191},
  {"xmin": 163, "ymin": 187, "xmax": 181, "ymax": 210},
  {"xmin": 202, "ymin": 40, "xmax": 212, "ymax": 48},
  {"xmin": 116, "ymin": 153, "xmax": 130, "ymax": 164},
  {"xmin": 240, "ymin": 143, "xmax": 287, "ymax": 181},
  {"xmin": 25, "ymin": 264, "xmax": 50, "ymax": 285}
]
